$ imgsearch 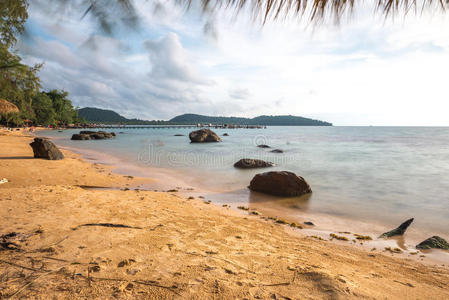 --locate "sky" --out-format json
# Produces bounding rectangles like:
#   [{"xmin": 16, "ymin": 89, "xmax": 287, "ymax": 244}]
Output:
[{"xmin": 17, "ymin": 0, "xmax": 449, "ymax": 125}]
